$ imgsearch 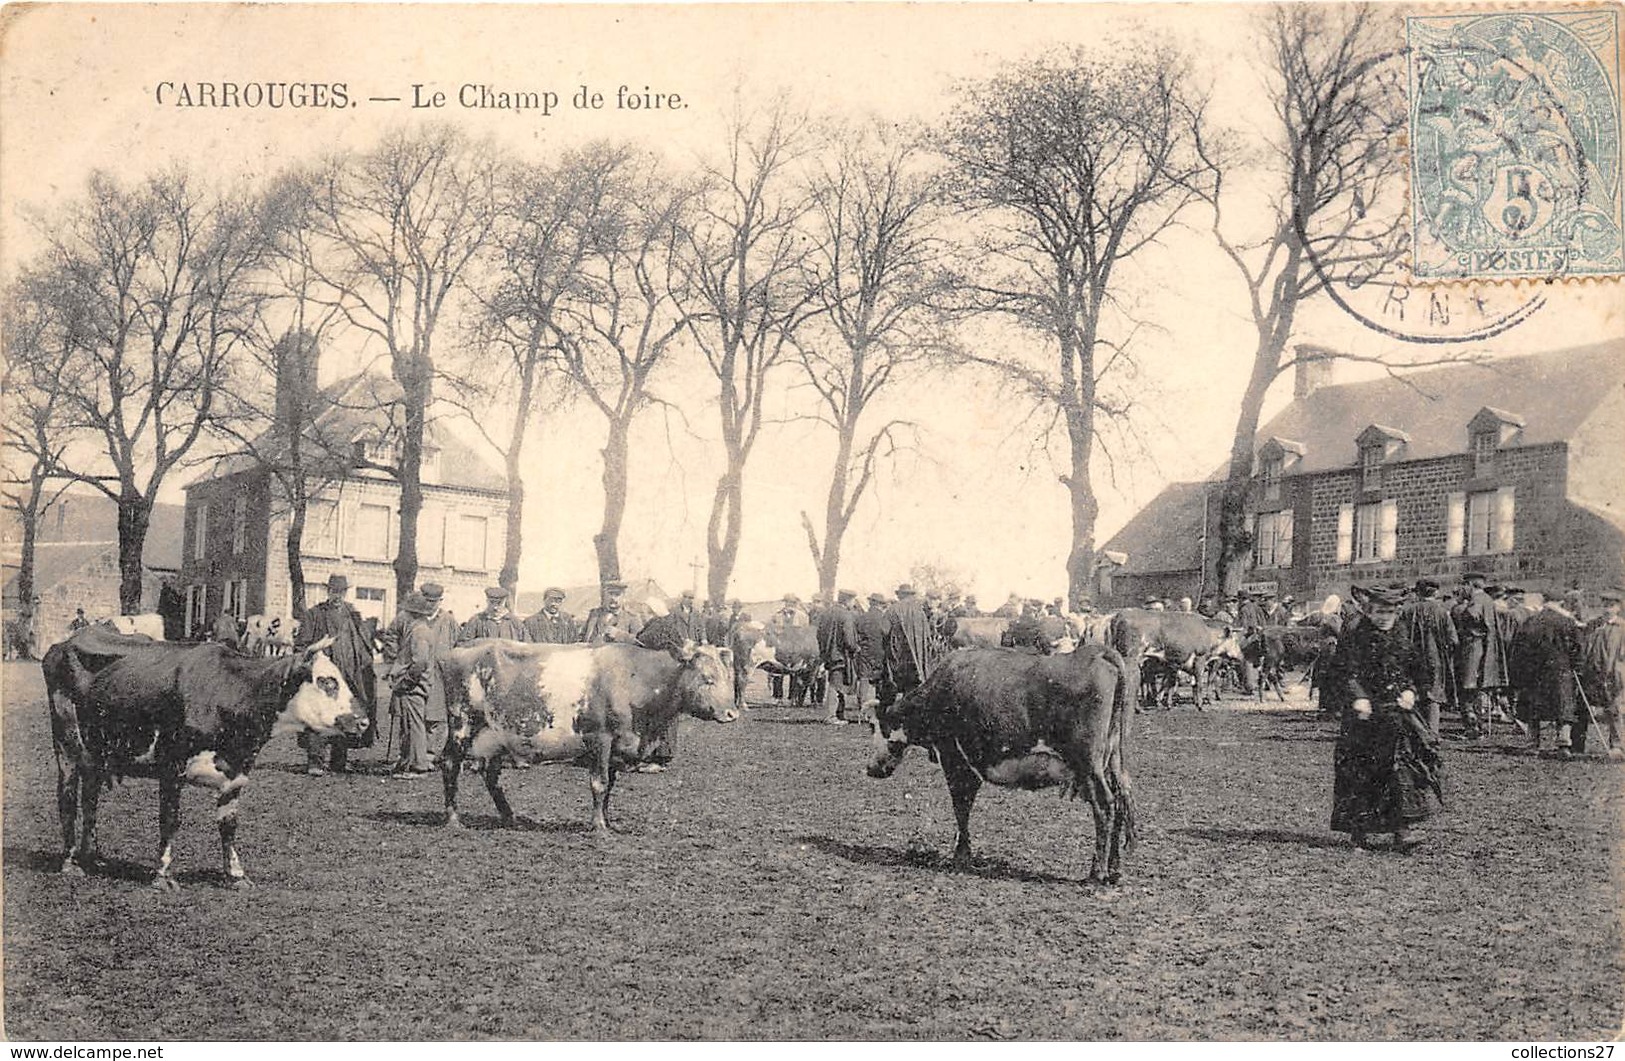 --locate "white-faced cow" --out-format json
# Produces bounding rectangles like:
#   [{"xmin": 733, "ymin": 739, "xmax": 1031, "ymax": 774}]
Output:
[
  {"xmin": 45, "ymin": 628, "xmax": 361, "ymax": 889},
  {"xmin": 867, "ymin": 643, "xmax": 1138, "ymax": 883},
  {"xmin": 436, "ymin": 638, "xmax": 739, "ymax": 831}
]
